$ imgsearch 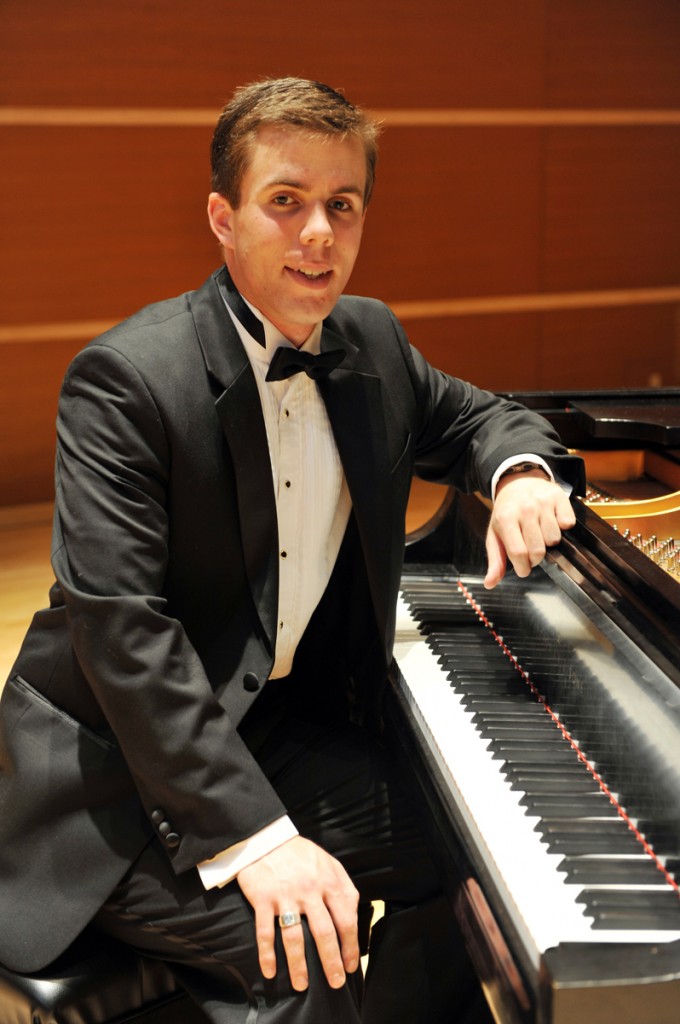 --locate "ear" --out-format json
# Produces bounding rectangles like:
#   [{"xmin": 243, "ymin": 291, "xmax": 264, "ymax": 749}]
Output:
[{"xmin": 207, "ymin": 192, "xmax": 235, "ymax": 251}]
